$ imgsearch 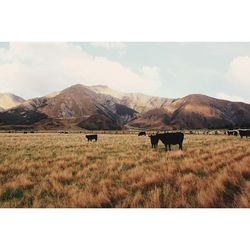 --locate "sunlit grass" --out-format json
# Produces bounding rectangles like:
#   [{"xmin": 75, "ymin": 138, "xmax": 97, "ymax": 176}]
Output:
[{"xmin": 0, "ymin": 132, "xmax": 249, "ymax": 208}]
